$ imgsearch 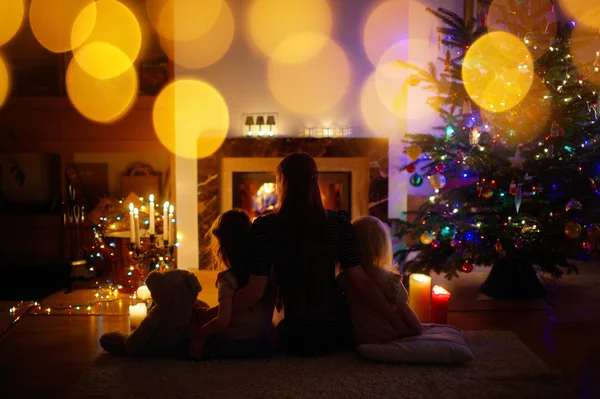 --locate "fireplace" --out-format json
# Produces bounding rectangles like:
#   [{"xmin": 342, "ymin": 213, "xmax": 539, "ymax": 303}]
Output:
[
  {"xmin": 232, "ymin": 171, "xmax": 351, "ymax": 220},
  {"xmin": 220, "ymin": 158, "xmax": 369, "ymax": 218}
]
